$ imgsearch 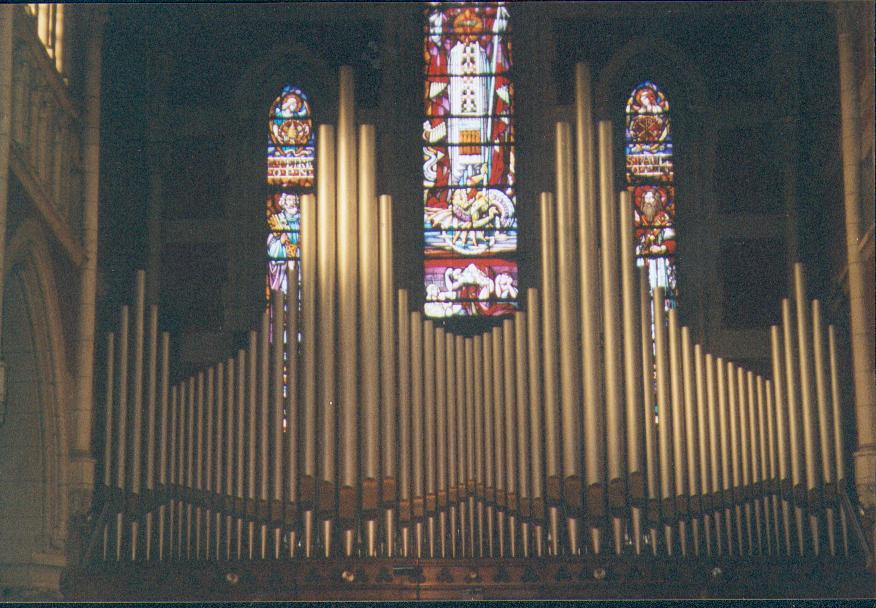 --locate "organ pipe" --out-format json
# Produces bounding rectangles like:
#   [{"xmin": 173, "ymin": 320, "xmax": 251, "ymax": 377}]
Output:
[{"xmin": 92, "ymin": 64, "xmax": 861, "ymax": 573}]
